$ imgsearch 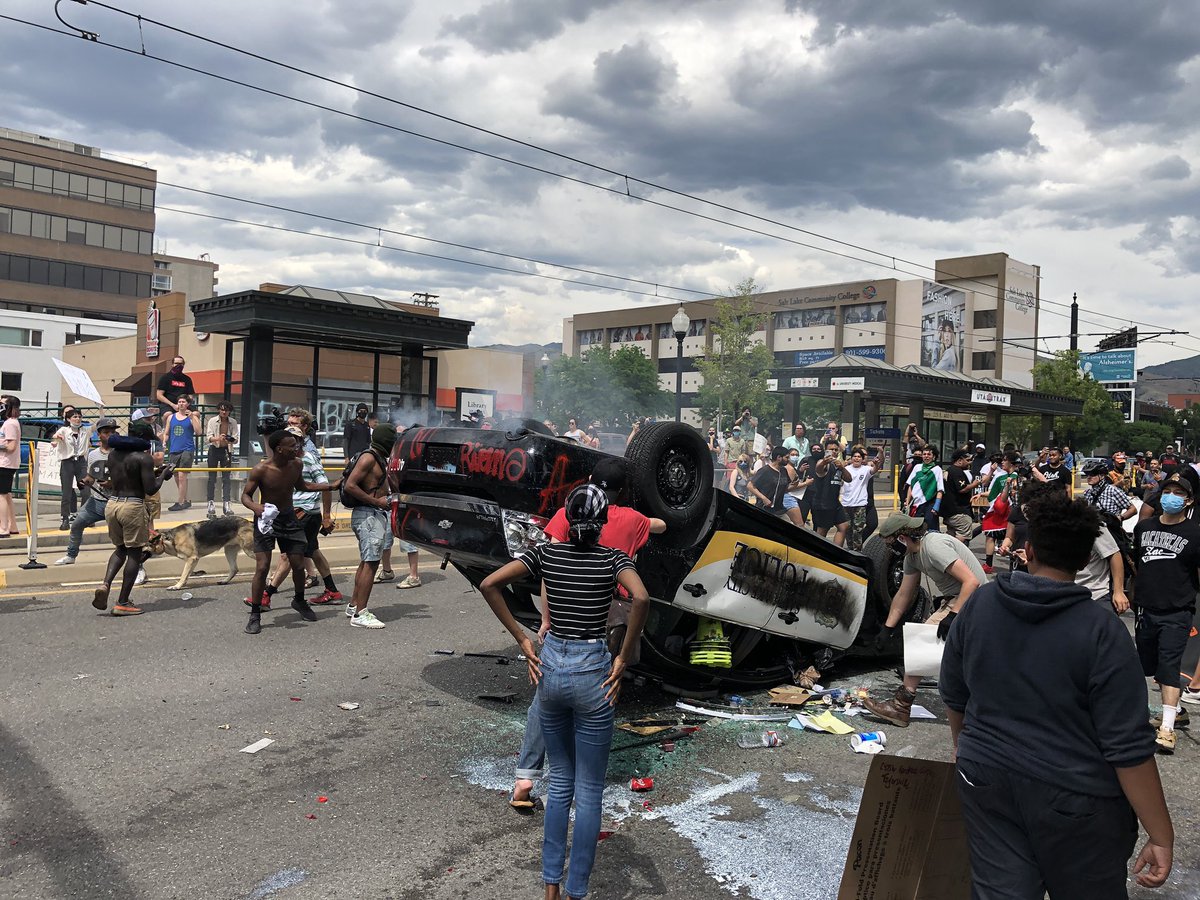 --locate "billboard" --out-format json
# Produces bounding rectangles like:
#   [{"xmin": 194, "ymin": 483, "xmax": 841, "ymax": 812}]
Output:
[
  {"xmin": 1001, "ymin": 259, "xmax": 1039, "ymax": 387},
  {"xmin": 609, "ymin": 324, "xmax": 651, "ymax": 343},
  {"xmin": 1079, "ymin": 349, "xmax": 1136, "ymax": 383},
  {"xmin": 775, "ymin": 308, "xmax": 836, "ymax": 329},
  {"xmin": 1108, "ymin": 387, "xmax": 1135, "ymax": 423},
  {"xmin": 921, "ymin": 283, "xmax": 967, "ymax": 371},
  {"xmin": 657, "ymin": 320, "xmax": 706, "ymax": 339},
  {"xmin": 843, "ymin": 302, "xmax": 888, "ymax": 324},
  {"xmin": 578, "ymin": 328, "xmax": 604, "ymax": 347},
  {"xmin": 845, "ymin": 346, "xmax": 886, "ymax": 359}
]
